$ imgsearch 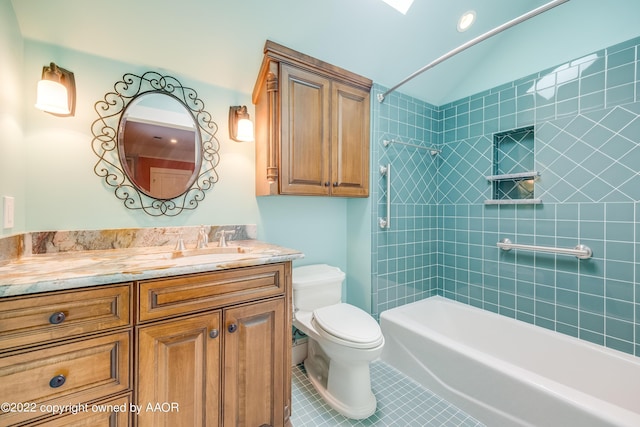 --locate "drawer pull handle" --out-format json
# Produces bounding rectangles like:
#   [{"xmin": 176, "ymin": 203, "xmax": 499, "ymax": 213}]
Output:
[
  {"xmin": 209, "ymin": 329, "xmax": 219, "ymax": 339},
  {"xmin": 49, "ymin": 312, "xmax": 66, "ymax": 325},
  {"xmin": 49, "ymin": 374, "xmax": 66, "ymax": 388},
  {"xmin": 228, "ymin": 323, "xmax": 238, "ymax": 333}
]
